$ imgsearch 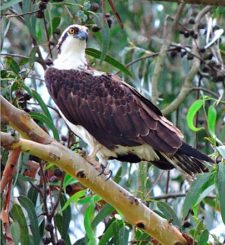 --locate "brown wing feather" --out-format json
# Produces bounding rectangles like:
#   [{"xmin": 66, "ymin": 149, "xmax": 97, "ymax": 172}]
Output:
[{"xmin": 45, "ymin": 68, "xmax": 182, "ymax": 153}]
